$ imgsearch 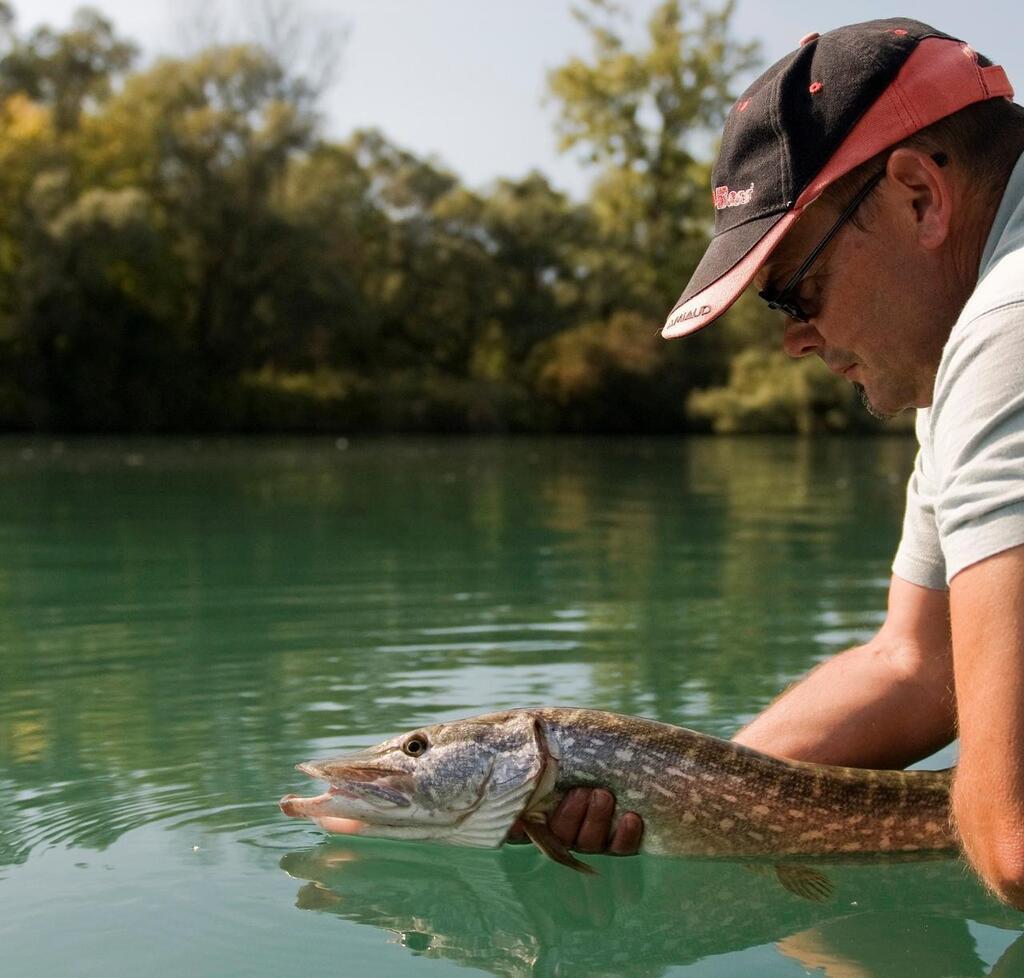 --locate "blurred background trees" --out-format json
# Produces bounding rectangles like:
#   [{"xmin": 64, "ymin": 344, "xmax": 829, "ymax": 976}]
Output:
[{"xmin": 0, "ymin": 0, "xmax": 891, "ymax": 434}]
